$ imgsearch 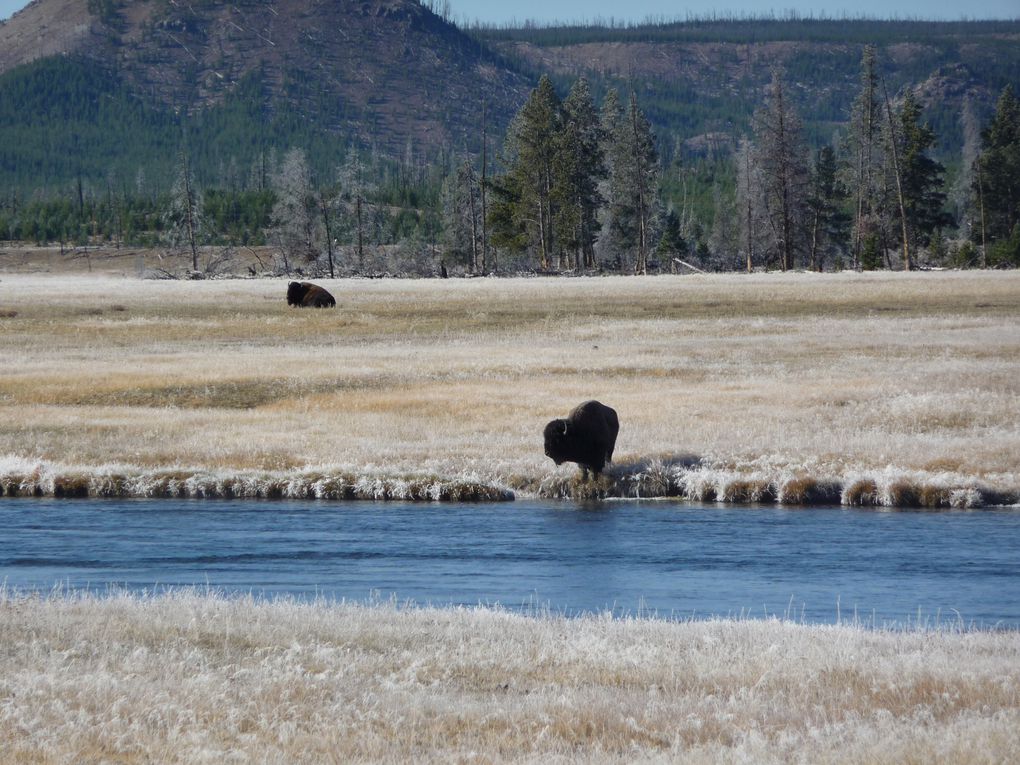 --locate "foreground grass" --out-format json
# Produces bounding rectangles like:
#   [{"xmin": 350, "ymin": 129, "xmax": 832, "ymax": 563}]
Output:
[
  {"xmin": 1, "ymin": 270, "xmax": 1019, "ymax": 504},
  {"xmin": 1, "ymin": 590, "xmax": 1017, "ymax": 763}
]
